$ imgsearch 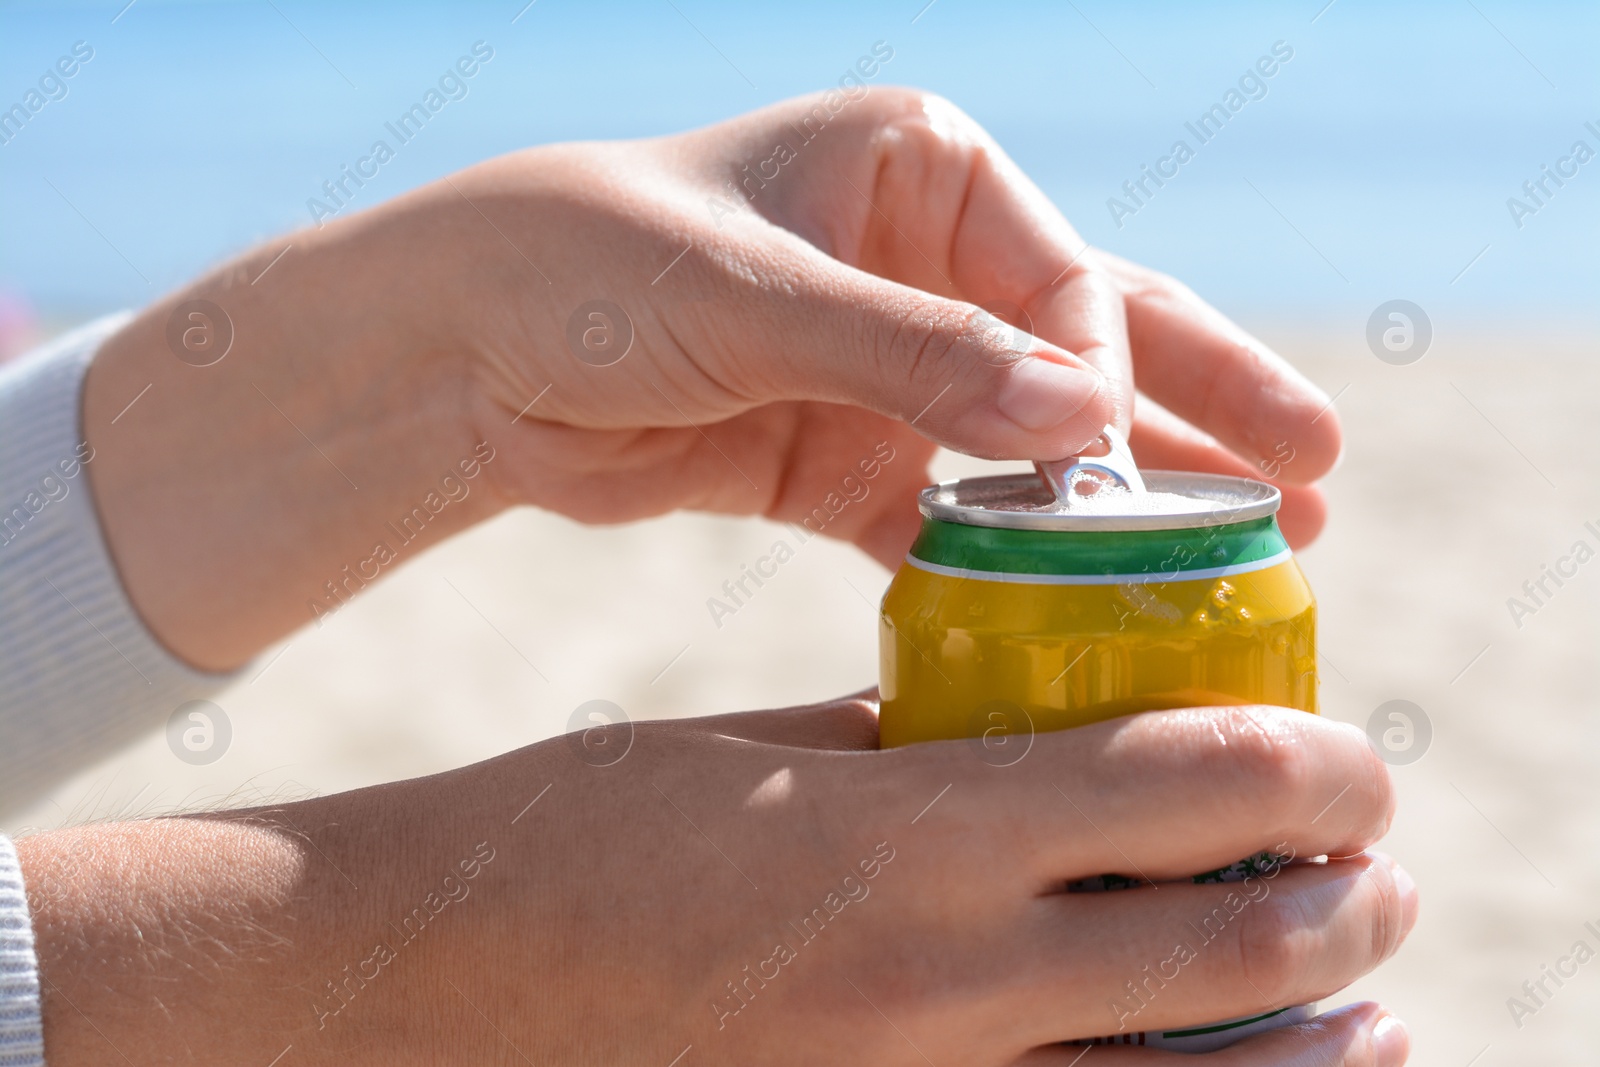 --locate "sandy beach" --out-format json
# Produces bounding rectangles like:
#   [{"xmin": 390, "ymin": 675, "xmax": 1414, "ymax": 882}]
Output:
[{"xmin": 6, "ymin": 326, "xmax": 1597, "ymax": 1064}]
